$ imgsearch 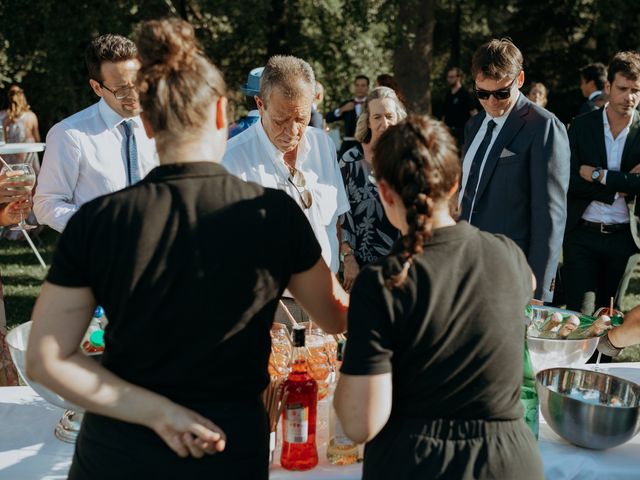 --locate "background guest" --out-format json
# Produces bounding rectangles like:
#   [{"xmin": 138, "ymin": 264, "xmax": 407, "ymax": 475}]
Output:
[
  {"xmin": 375, "ymin": 74, "xmax": 406, "ymax": 106},
  {"xmin": 326, "ymin": 74, "xmax": 370, "ymax": 156},
  {"xmin": 528, "ymin": 82, "xmax": 548, "ymax": 108},
  {"xmin": 442, "ymin": 66, "xmax": 477, "ymax": 146},
  {"xmin": 578, "ymin": 62, "xmax": 607, "ymax": 116},
  {"xmin": 335, "ymin": 115, "xmax": 543, "ymax": 480},
  {"xmin": 0, "ymin": 85, "xmax": 41, "ymax": 172},
  {"xmin": 309, "ymin": 80, "xmax": 325, "ymax": 129},
  {"xmin": 228, "ymin": 66, "xmax": 263, "ymax": 139},
  {"xmin": 339, "ymin": 86, "xmax": 405, "ymax": 291}
]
